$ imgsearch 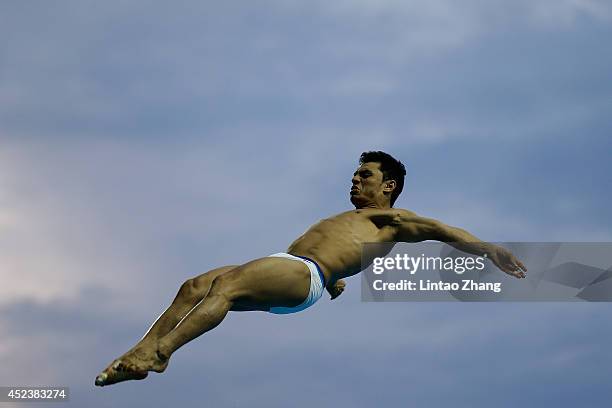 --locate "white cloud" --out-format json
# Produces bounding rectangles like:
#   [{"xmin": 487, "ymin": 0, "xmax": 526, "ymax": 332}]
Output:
[
  {"xmin": 0, "ymin": 140, "xmax": 213, "ymax": 308},
  {"xmin": 0, "ymin": 136, "xmax": 356, "ymax": 307}
]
